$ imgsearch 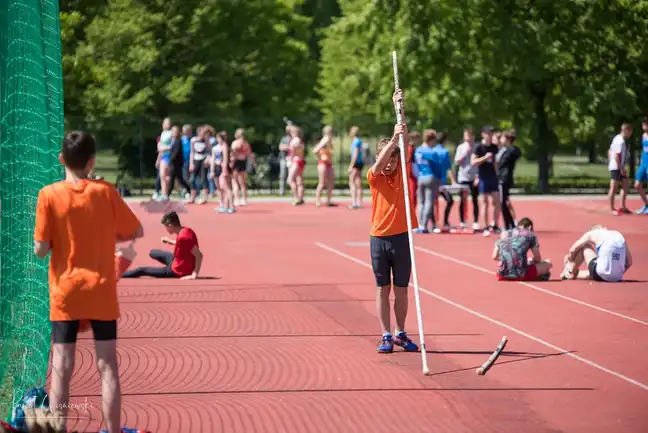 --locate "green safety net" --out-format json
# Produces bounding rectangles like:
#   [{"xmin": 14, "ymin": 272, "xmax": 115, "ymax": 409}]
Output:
[{"xmin": 0, "ymin": 0, "xmax": 64, "ymax": 419}]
